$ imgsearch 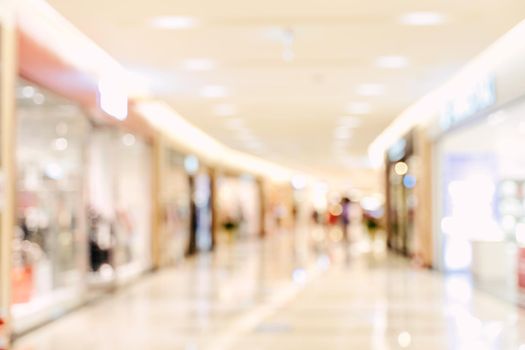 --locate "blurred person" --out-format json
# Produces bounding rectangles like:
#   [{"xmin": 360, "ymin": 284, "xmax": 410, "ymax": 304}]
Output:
[{"xmin": 340, "ymin": 197, "xmax": 351, "ymax": 244}]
